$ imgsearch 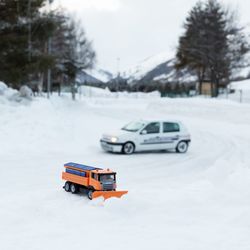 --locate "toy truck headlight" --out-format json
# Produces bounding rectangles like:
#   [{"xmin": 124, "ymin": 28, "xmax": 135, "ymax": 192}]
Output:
[{"xmin": 111, "ymin": 137, "xmax": 118, "ymax": 143}]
